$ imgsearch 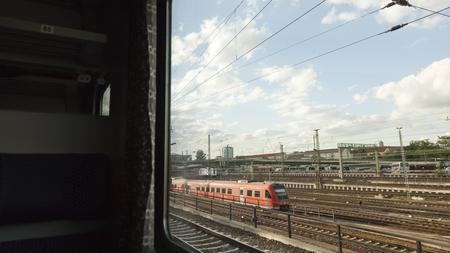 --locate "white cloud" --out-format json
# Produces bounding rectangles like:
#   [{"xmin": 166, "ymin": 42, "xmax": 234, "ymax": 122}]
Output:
[
  {"xmin": 269, "ymin": 67, "xmax": 319, "ymax": 117},
  {"xmin": 353, "ymin": 93, "xmax": 368, "ymax": 104},
  {"xmin": 375, "ymin": 58, "xmax": 450, "ymax": 116},
  {"xmin": 322, "ymin": 7, "xmax": 358, "ymax": 24}
]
